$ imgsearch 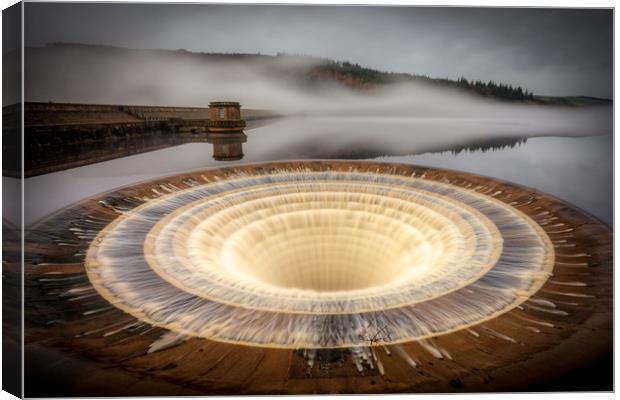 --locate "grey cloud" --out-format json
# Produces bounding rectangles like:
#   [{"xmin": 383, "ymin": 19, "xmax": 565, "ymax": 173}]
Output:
[{"xmin": 24, "ymin": 3, "xmax": 612, "ymax": 97}]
